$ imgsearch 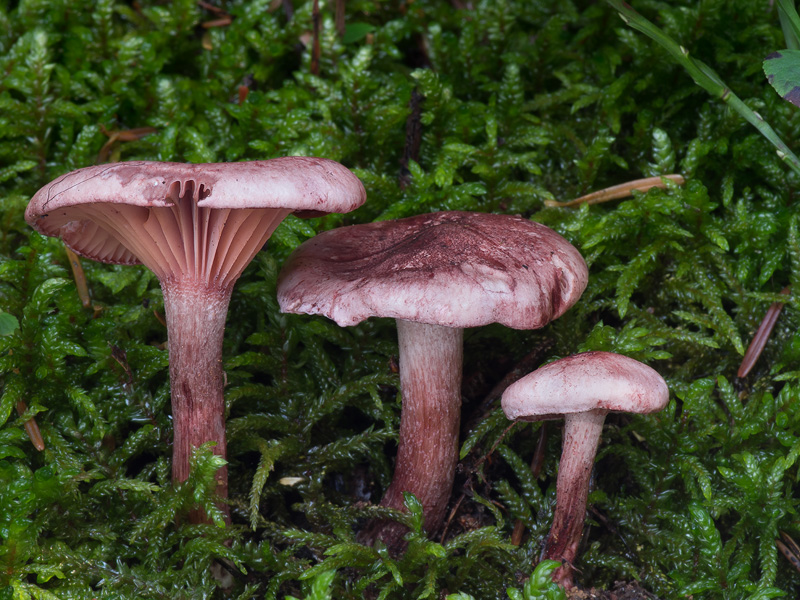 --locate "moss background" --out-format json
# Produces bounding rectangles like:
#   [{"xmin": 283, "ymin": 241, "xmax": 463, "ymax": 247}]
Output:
[{"xmin": 2, "ymin": 0, "xmax": 800, "ymax": 598}]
